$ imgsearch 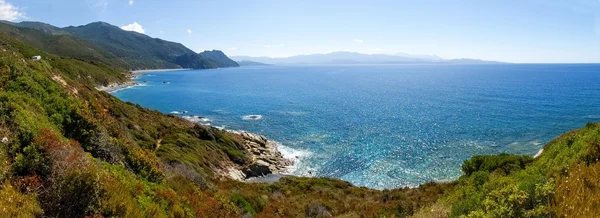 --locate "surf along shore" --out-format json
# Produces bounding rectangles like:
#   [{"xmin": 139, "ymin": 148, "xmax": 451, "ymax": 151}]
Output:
[
  {"xmin": 97, "ymin": 69, "xmax": 295, "ymax": 183},
  {"xmin": 96, "ymin": 69, "xmax": 191, "ymax": 93}
]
